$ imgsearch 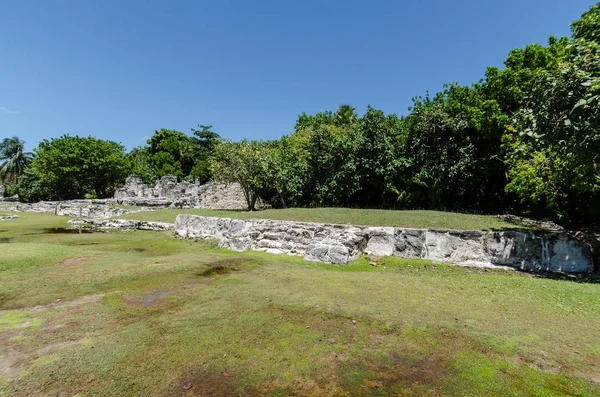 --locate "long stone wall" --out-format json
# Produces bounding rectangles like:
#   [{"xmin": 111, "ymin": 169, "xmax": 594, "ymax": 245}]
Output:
[
  {"xmin": 175, "ymin": 214, "xmax": 595, "ymax": 273},
  {"xmin": 113, "ymin": 175, "xmax": 249, "ymax": 209},
  {"xmin": 16, "ymin": 202, "xmax": 128, "ymax": 219}
]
